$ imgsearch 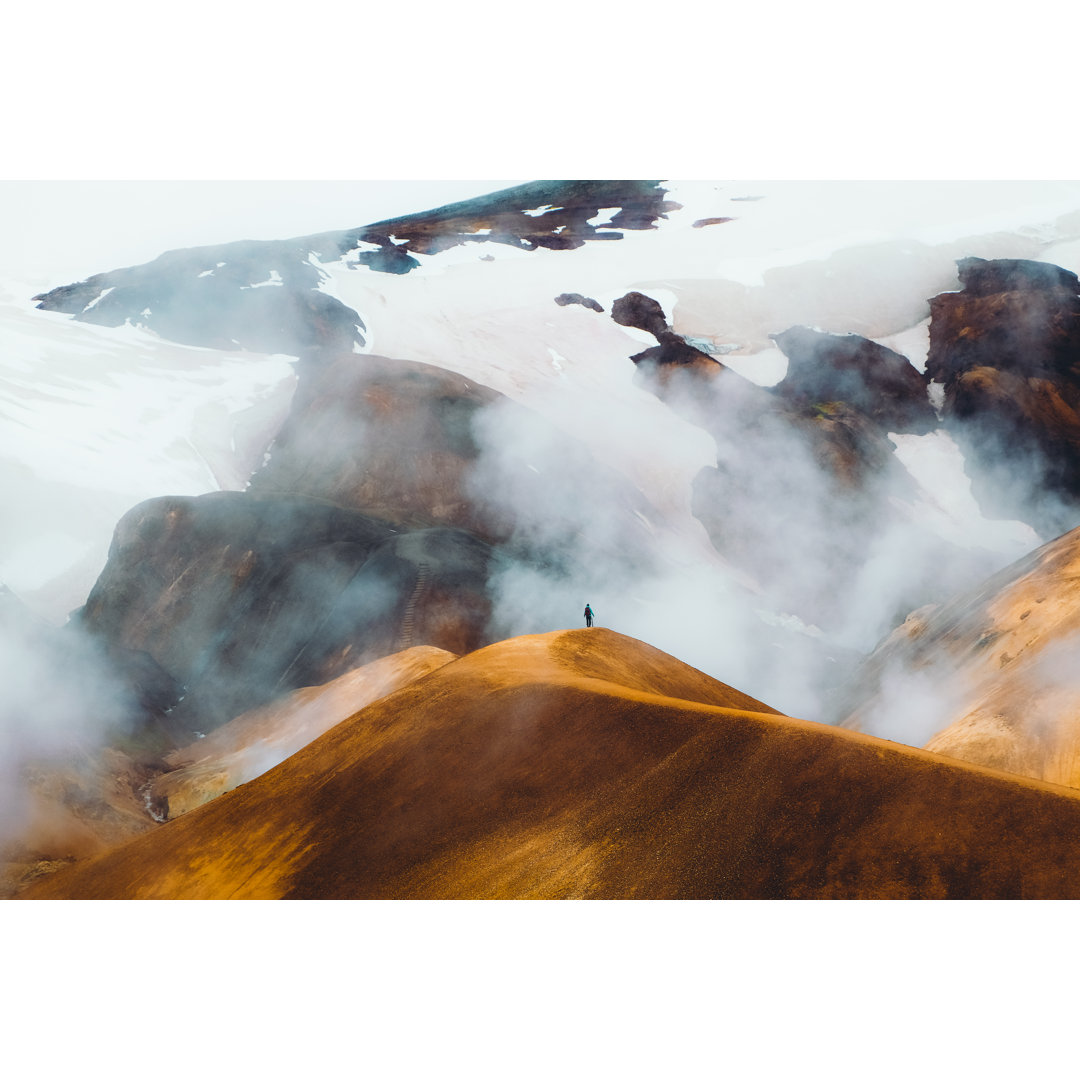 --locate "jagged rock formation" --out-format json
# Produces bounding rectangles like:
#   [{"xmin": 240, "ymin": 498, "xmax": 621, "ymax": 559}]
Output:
[
  {"xmin": 356, "ymin": 179, "xmax": 678, "ymax": 257},
  {"xmin": 612, "ymin": 290, "xmax": 721, "ymax": 373},
  {"xmin": 554, "ymin": 293, "xmax": 604, "ymax": 312},
  {"xmin": 926, "ymin": 257, "xmax": 1080, "ymax": 537},
  {"xmin": 23, "ymin": 629, "xmax": 1080, "ymax": 900},
  {"xmin": 615, "ymin": 295, "xmax": 953, "ymax": 630},
  {"xmin": 32, "ymin": 180, "xmax": 678, "ymax": 359}
]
